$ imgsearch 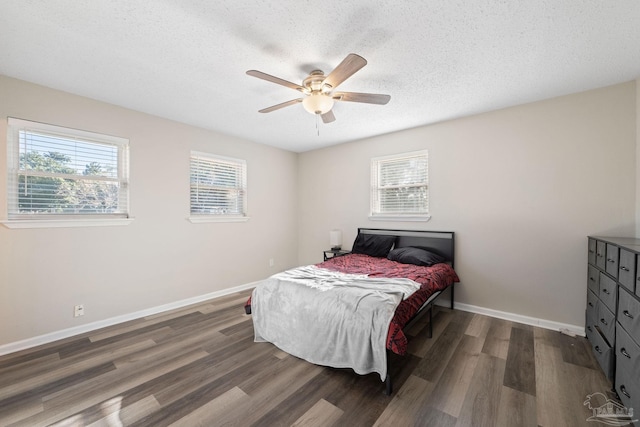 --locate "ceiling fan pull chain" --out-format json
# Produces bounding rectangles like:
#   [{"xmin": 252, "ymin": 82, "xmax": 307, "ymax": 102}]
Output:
[{"xmin": 316, "ymin": 114, "xmax": 320, "ymax": 136}]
